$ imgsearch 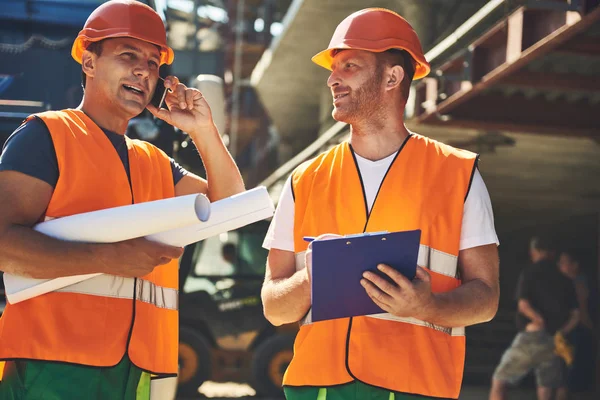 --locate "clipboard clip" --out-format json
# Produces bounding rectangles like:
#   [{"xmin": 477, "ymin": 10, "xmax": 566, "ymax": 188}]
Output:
[{"xmin": 303, "ymin": 231, "xmax": 389, "ymax": 243}]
